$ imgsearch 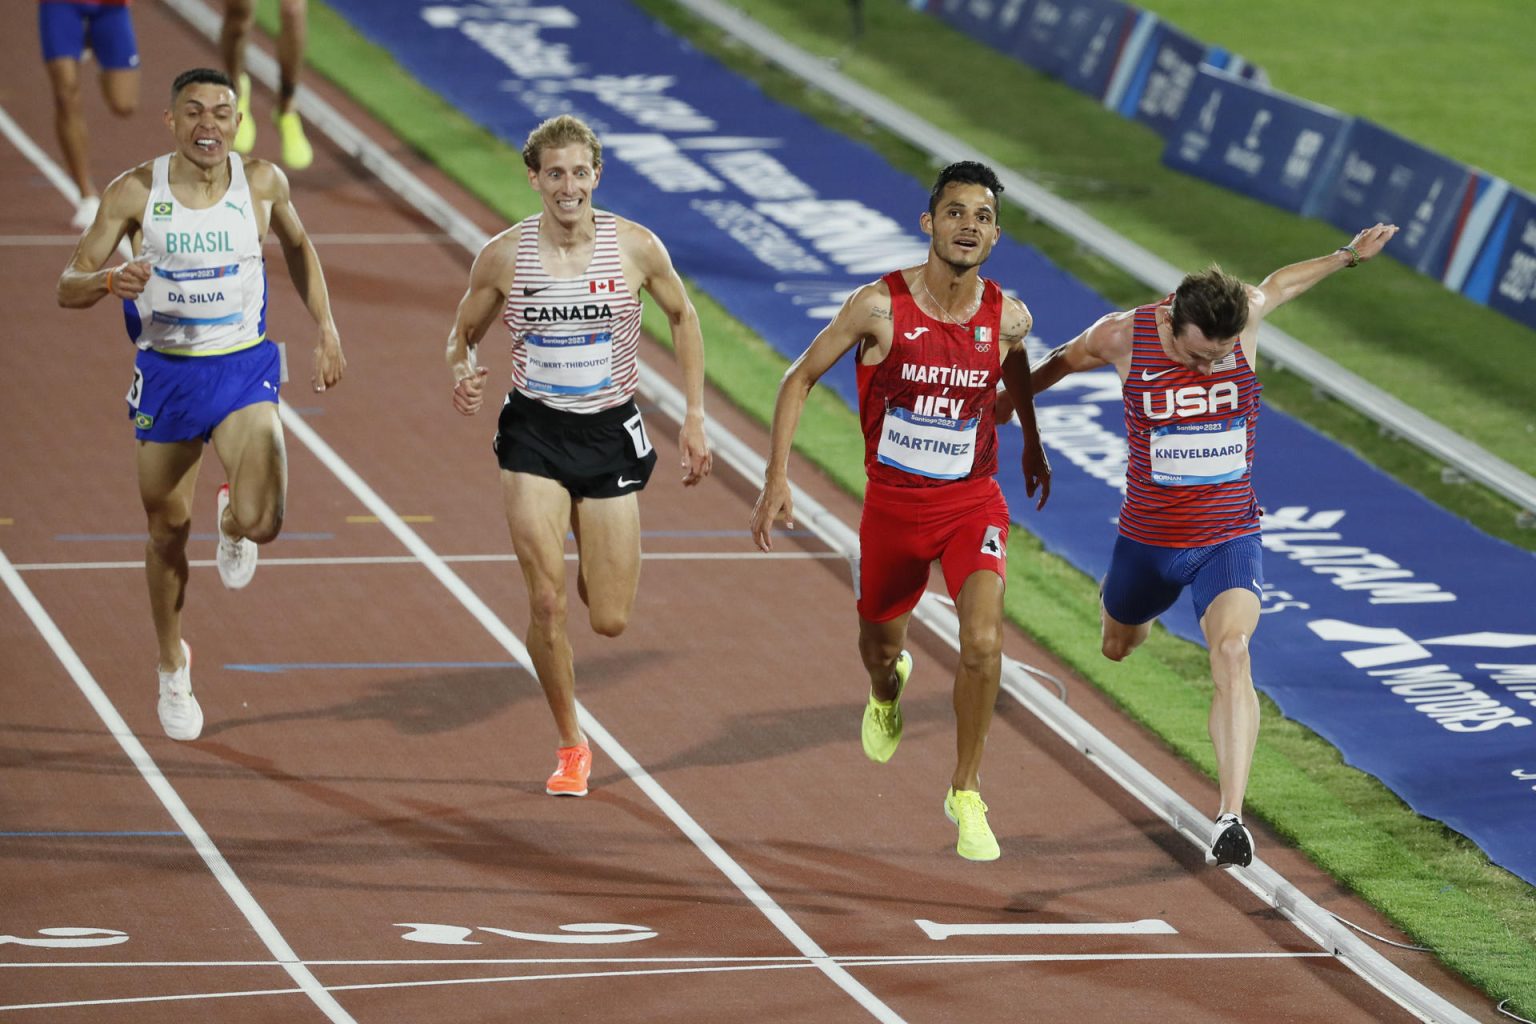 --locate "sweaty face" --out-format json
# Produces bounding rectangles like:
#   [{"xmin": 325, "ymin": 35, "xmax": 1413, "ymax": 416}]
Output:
[
  {"xmin": 527, "ymin": 143, "xmax": 600, "ymax": 227},
  {"xmin": 1167, "ymin": 323, "xmax": 1238, "ymax": 375},
  {"xmin": 923, "ymin": 182, "xmax": 1001, "ymax": 270},
  {"xmin": 167, "ymin": 82, "xmax": 239, "ymax": 169}
]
